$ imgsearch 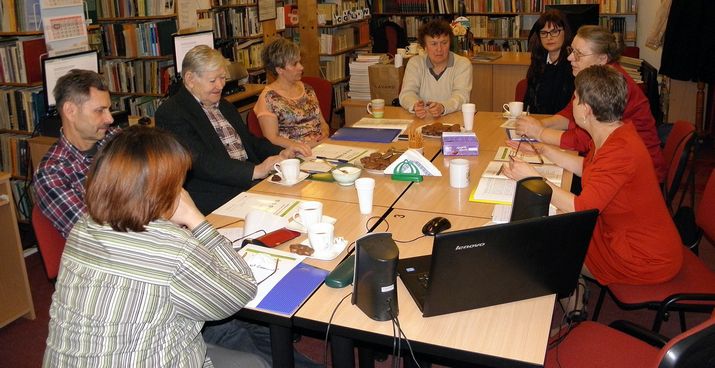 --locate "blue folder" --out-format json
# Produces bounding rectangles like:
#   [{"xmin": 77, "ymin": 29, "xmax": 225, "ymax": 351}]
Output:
[
  {"xmin": 256, "ymin": 262, "xmax": 329, "ymax": 316},
  {"xmin": 330, "ymin": 127, "xmax": 402, "ymax": 143}
]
